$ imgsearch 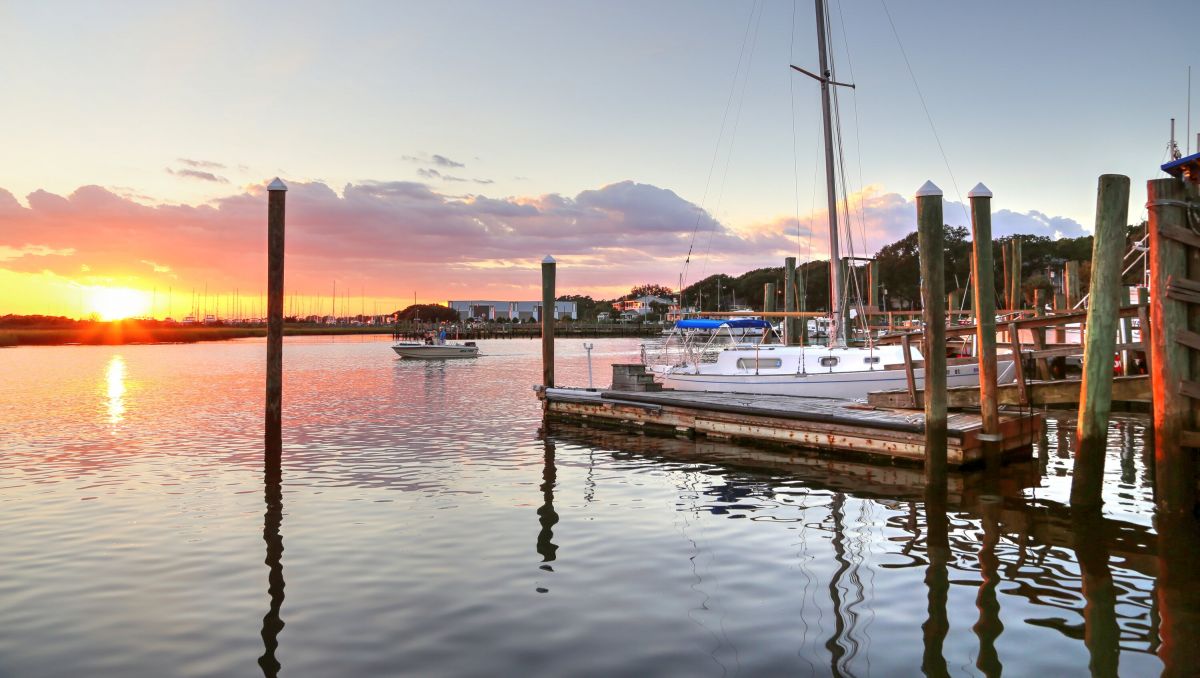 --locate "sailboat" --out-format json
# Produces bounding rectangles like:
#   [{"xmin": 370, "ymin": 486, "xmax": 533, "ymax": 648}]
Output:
[{"xmin": 642, "ymin": 0, "xmax": 1014, "ymax": 399}]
